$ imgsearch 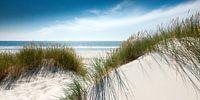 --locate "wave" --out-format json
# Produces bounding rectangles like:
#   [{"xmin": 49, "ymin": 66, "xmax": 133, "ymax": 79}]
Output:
[{"xmin": 0, "ymin": 46, "xmax": 119, "ymax": 51}]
